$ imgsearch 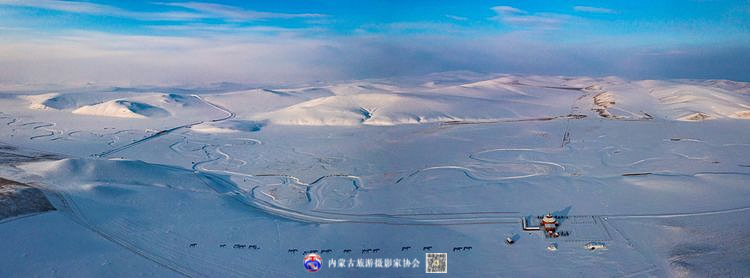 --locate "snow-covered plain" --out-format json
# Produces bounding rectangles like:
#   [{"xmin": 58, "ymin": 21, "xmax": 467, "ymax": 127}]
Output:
[{"xmin": 1, "ymin": 73, "xmax": 749, "ymax": 277}]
